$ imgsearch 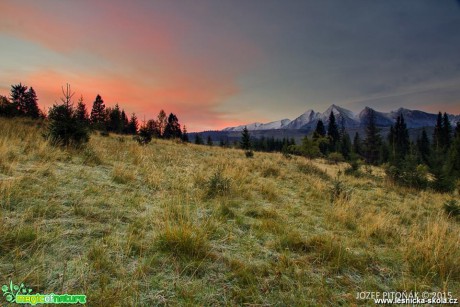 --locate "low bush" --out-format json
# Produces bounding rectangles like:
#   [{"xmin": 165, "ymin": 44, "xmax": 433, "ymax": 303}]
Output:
[
  {"xmin": 47, "ymin": 104, "xmax": 89, "ymax": 148},
  {"xmin": 245, "ymin": 150, "xmax": 254, "ymax": 158},
  {"xmin": 444, "ymin": 200, "xmax": 460, "ymax": 219},
  {"xmin": 207, "ymin": 168, "xmax": 231, "ymax": 198}
]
